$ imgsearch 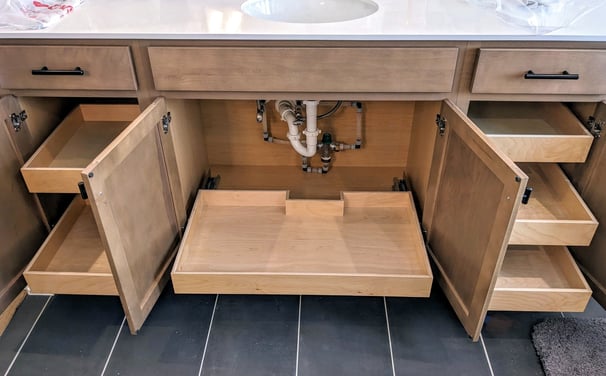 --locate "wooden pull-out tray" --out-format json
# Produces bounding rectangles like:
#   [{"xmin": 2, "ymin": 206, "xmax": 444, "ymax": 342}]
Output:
[
  {"xmin": 24, "ymin": 197, "xmax": 118, "ymax": 296},
  {"xmin": 489, "ymin": 245, "xmax": 591, "ymax": 312},
  {"xmin": 511, "ymin": 163, "xmax": 598, "ymax": 246},
  {"xmin": 21, "ymin": 104, "xmax": 140, "ymax": 193},
  {"xmin": 172, "ymin": 190, "xmax": 432, "ymax": 297},
  {"xmin": 468, "ymin": 102, "xmax": 593, "ymax": 163}
]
